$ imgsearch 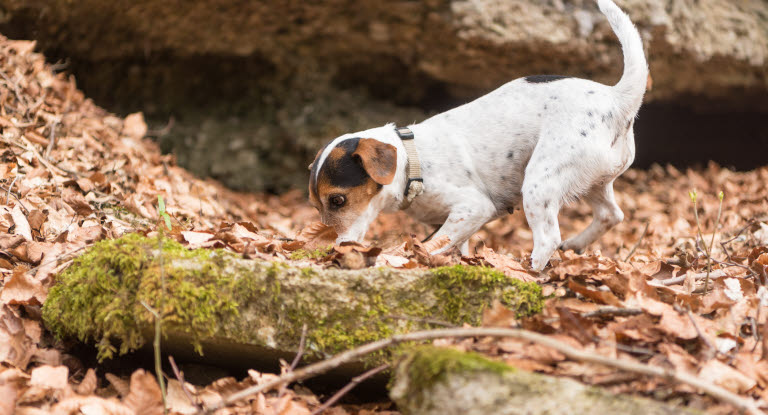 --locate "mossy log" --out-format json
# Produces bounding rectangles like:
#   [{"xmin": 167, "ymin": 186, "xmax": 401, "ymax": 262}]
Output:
[
  {"xmin": 390, "ymin": 347, "xmax": 701, "ymax": 415},
  {"xmin": 42, "ymin": 234, "xmax": 543, "ymax": 371}
]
